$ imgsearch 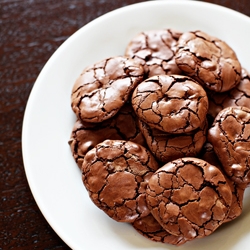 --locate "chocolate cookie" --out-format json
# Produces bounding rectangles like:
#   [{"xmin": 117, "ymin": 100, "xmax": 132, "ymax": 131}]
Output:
[
  {"xmin": 69, "ymin": 104, "xmax": 146, "ymax": 168},
  {"xmin": 132, "ymin": 214, "xmax": 187, "ymax": 246},
  {"xmin": 175, "ymin": 30, "xmax": 241, "ymax": 92},
  {"xmin": 125, "ymin": 29, "xmax": 182, "ymax": 77},
  {"xmin": 138, "ymin": 119, "xmax": 207, "ymax": 163},
  {"xmin": 146, "ymin": 157, "xmax": 232, "ymax": 240},
  {"xmin": 208, "ymin": 68, "xmax": 250, "ymax": 118},
  {"xmin": 71, "ymin": 56, "xmax": 144, "ymax": 123},
  {"xmin": 200, "ymin": 142, "xmax": 246, "ymax": 223},
  {"xmin": 208, "ymin": 106, "xmax": 250, "ymax": 185},
  {"xmin": 132, "ymin": 74, "xmax": 208, "ymax": 134},
  {"xmin": 82, "ymin": 140, "xmax": 159, "ymax": 223}
]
